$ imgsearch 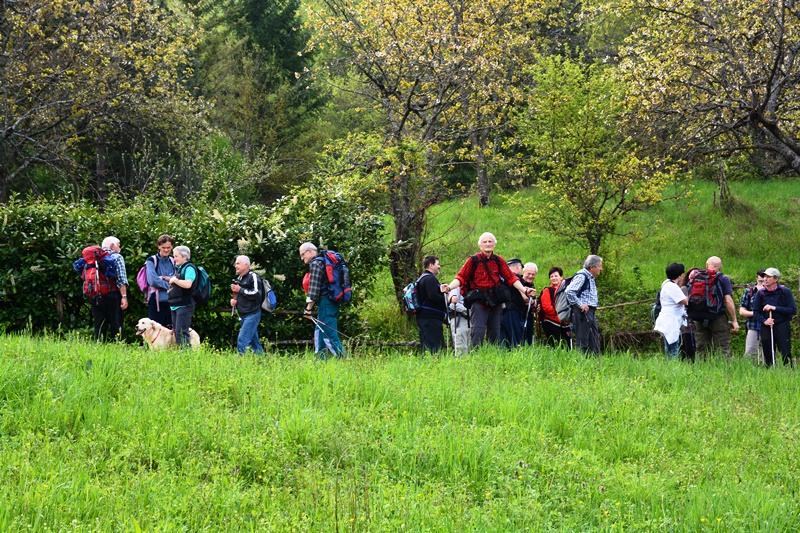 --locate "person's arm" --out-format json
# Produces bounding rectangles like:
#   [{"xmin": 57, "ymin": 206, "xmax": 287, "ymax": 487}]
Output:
[
  {"xmin": 170, "ymin": 265, "xmax": 194, "ymax": 289},
  {"xmin": 776, "ymin": 287, "xmax": 797, "ymax": 318},
  {"xmin": 147, "ymin": 257, "xmax": 170, "ymax": 290},
  {"xmin": 724, "ymin": 294, "xmax": 739, "ymax": 332}
]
